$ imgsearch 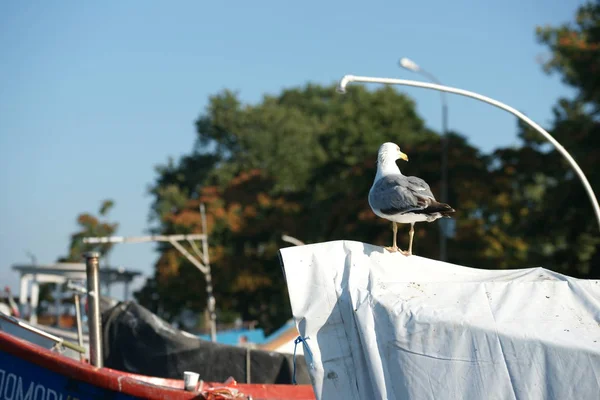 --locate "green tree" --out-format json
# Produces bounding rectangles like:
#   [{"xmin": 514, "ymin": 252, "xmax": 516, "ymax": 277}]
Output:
[
  {"xmin": 58, "ymin": 199, "xmax": 119, "ymax": 264},
  {"xmin": 33, "ymin": 200, "xmax": 120, "ymax": 308},
  {"xmin": 490, "ymin": 0, "xmax": 600, "ymax": 278},
  {"xmin": 137, "ymin": 83, "xmax": 520, "ymax": 333},
  {"xmin": 136, "ymin": 1, "xmax": 600, "ymax": 336}
]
